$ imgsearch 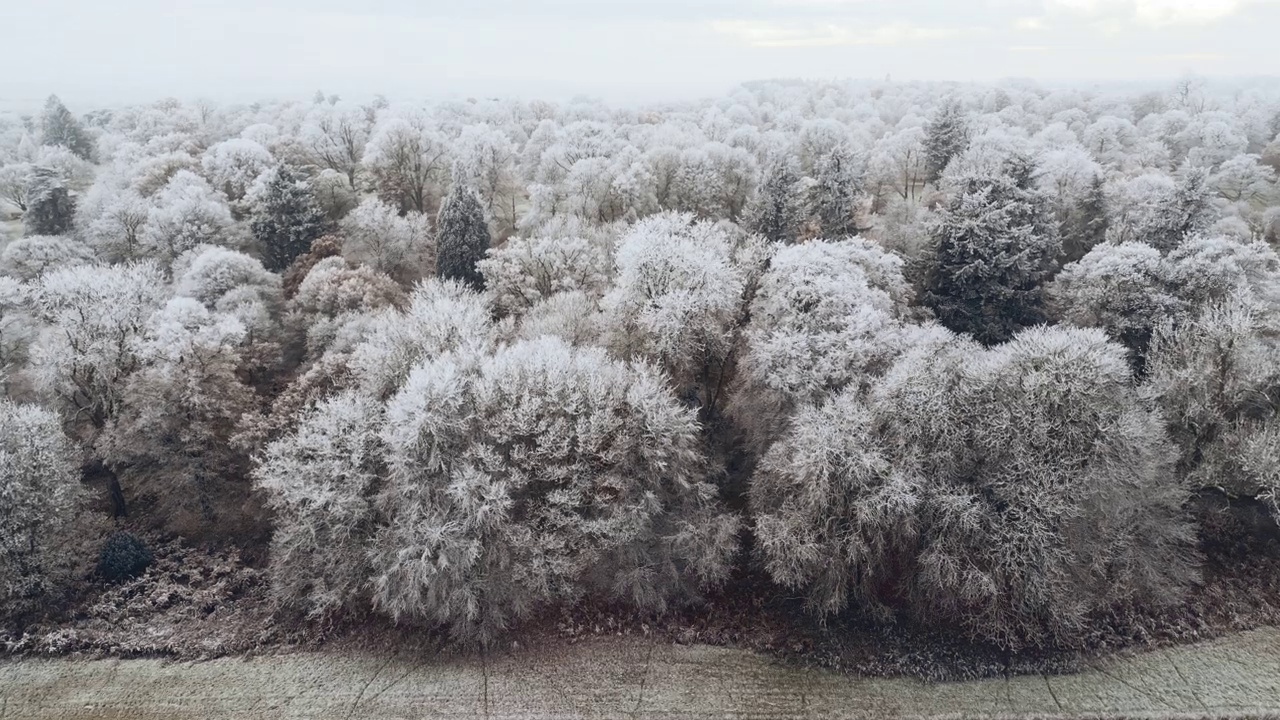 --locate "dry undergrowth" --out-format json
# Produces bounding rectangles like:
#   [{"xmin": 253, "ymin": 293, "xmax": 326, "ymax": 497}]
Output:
[{"xmin": 4, "ymin": 534, "xmax": 1280, "ymax": 683}]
